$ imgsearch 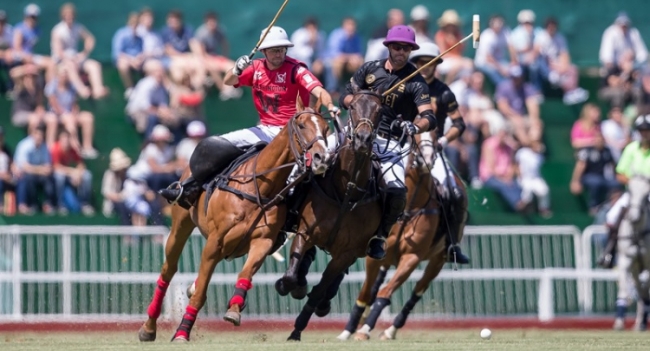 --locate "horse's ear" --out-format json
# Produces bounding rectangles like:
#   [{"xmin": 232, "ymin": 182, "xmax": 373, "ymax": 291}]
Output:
[{"xmin": 296, "ymin": 92, "xmax": 304, "ymax": 112}]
